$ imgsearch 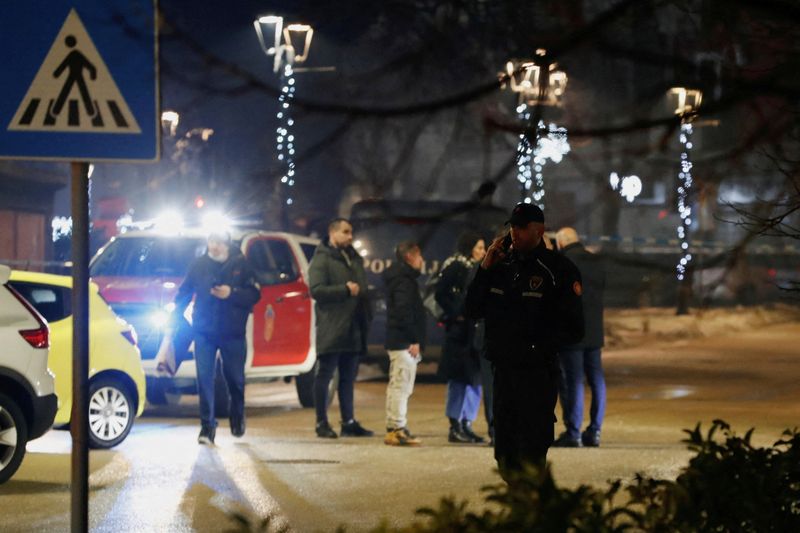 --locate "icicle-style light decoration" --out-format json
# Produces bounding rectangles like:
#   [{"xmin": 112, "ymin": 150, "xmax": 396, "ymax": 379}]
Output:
[
  {"xmin": 254, "ymin": 16, "xmax": 314, "ymax": 211},
  {"xmin": 515, "ymin": 112, "xmax": 571, "ymax": 207},
  {"xmin": 676, "ymin": 122, "xmax": 694, "ymax": 281},
  {"xmin": 529, "ymin": 121, "xmax": 570, "ymax": 206},
  {"xmin": 515, "ymin": 103, "xmax": 534, "ymax": 202},
  {"xmin": 276, "ymin": 64, "xmax": 297, "ymax": 206}
]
